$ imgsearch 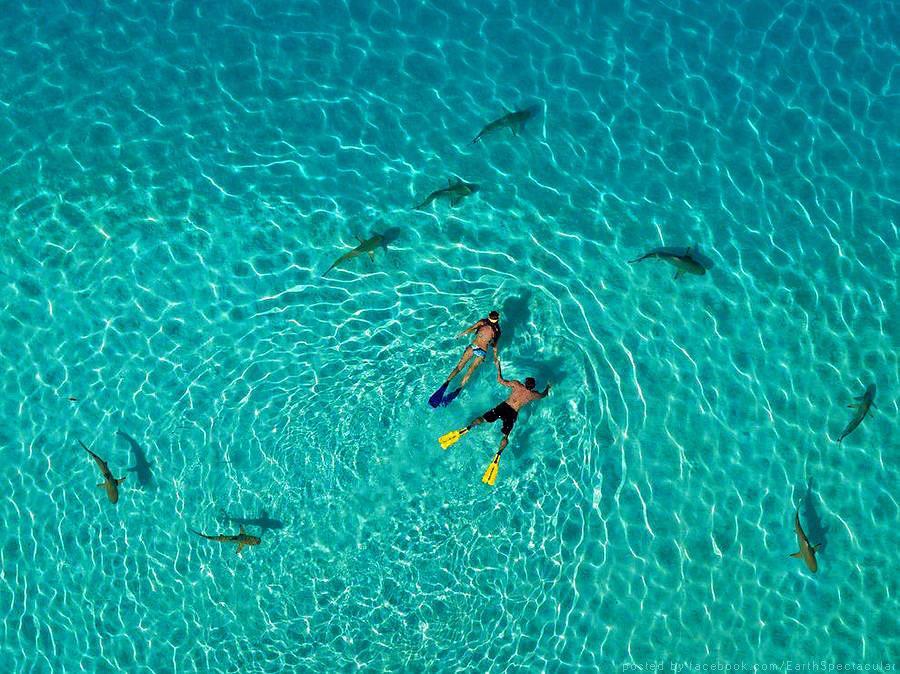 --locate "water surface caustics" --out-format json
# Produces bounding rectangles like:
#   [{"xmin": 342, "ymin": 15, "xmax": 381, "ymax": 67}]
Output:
[{"xmin": 0, "ymin": 0, "xmax": 897, "ymax": 671}]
